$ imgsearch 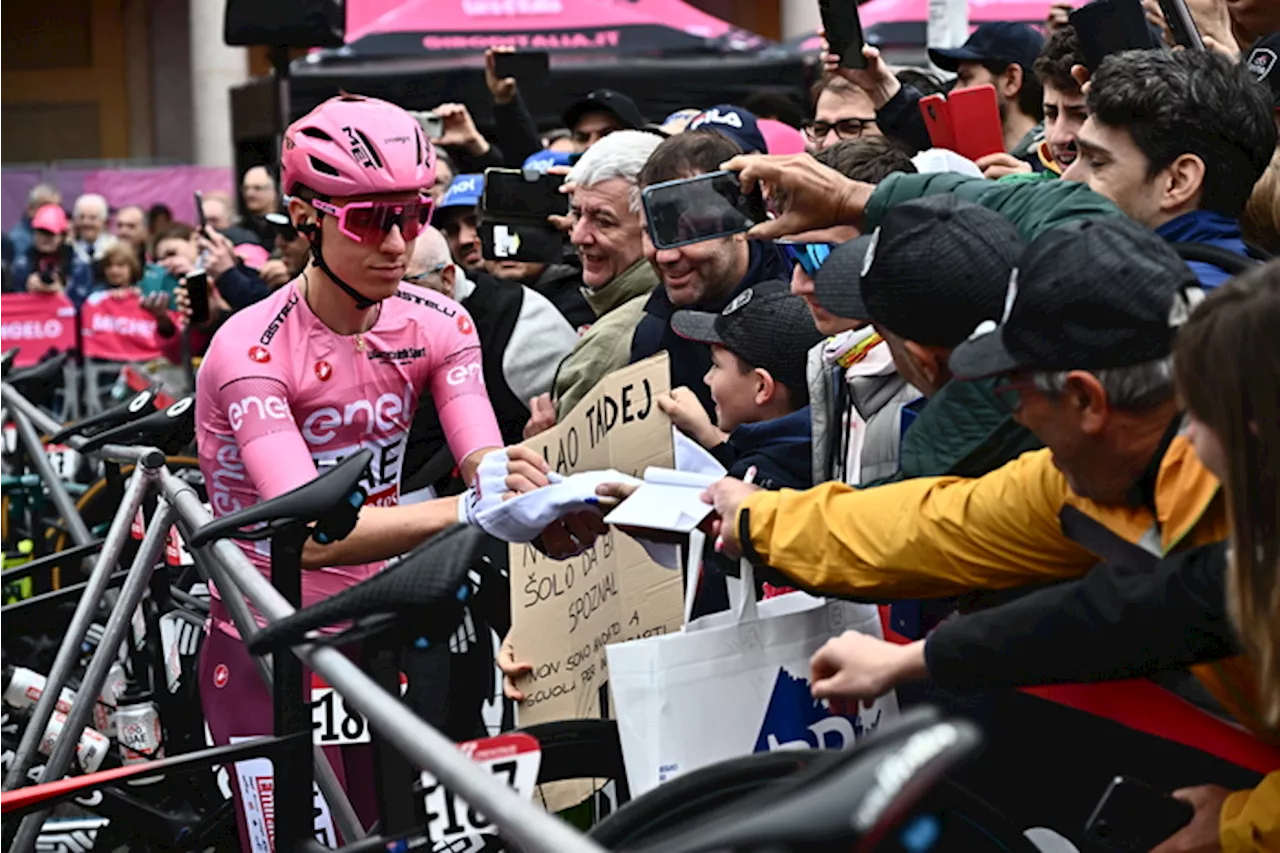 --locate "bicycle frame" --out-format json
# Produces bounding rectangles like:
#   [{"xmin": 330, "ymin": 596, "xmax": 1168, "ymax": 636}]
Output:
[{"xmin": 2, "ymin": 381, "xmax": 605, "ymax": 853}]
